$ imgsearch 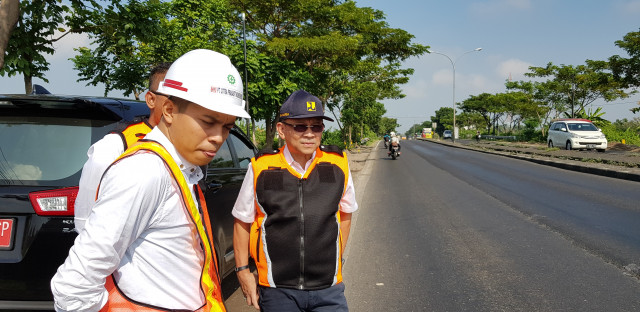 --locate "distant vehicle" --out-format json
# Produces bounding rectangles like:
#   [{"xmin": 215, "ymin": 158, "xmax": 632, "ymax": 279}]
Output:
[
  {"xmin": 443, "ymin": 130, "xmax": 452, "ymax": 139},
  {"xmin": 547, "ymin": 118, "xmax": 607, "ymax": 152},
  {"xmin": 0, "ymin": 94, "xmax": 256, "ymax": 310},
  {"xmin": 422, "ymin": 128, "xmax": 433, "ymax": 139}
]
